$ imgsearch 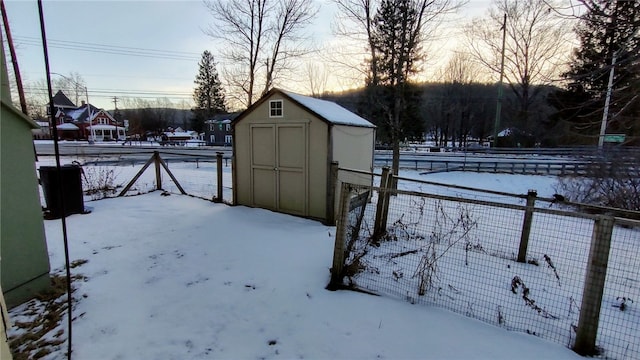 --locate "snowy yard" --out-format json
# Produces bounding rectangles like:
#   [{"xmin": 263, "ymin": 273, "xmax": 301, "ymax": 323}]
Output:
[{"xmin": 9, "ymin": 159, "xmax": 586, "ymax": 359}]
